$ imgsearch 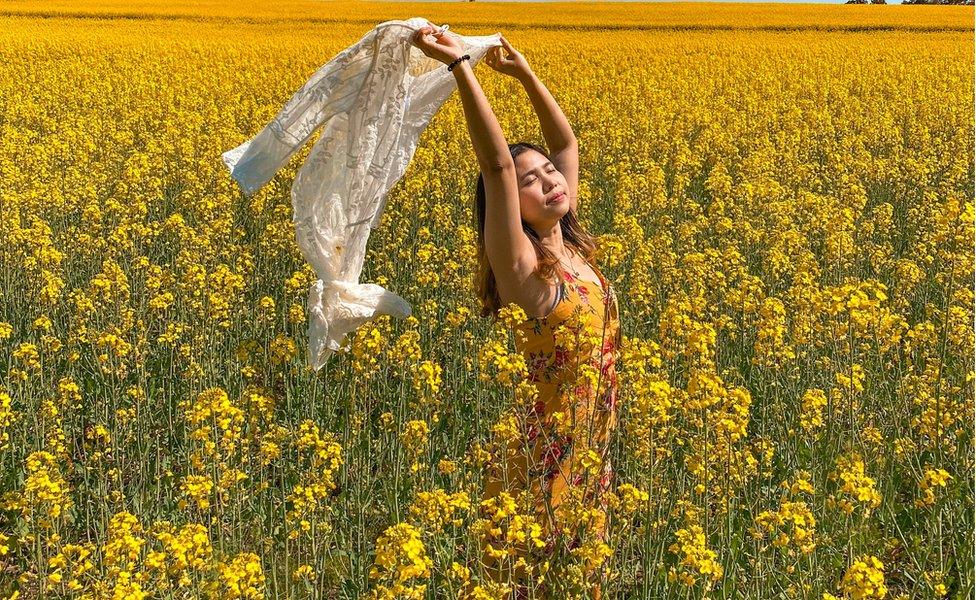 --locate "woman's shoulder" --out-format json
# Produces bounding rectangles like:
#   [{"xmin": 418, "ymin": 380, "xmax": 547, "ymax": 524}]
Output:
[{"xmin": 519, "ymin": 275, "xmax": 575, "ymax": 328}]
